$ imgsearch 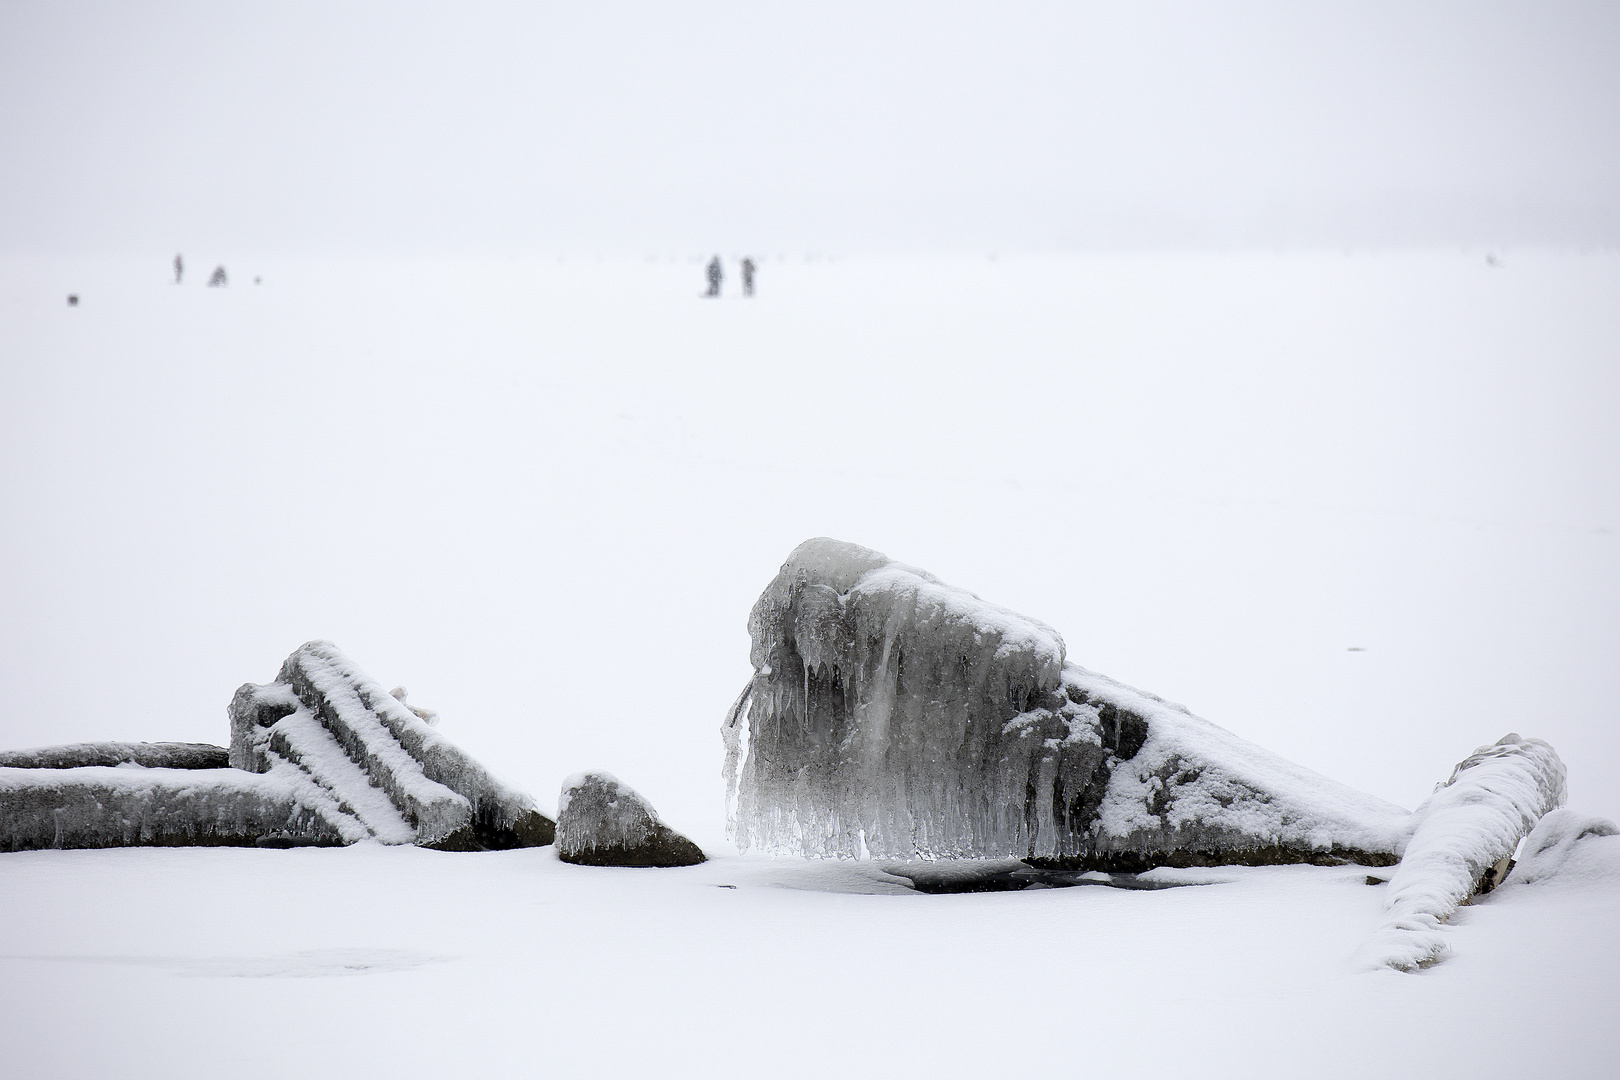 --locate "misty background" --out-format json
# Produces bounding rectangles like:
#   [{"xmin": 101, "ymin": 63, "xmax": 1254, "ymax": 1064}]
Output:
[
  {"xmin": 3, "ymin": 1, "xmax": 1618, "ymax": 257},
  {"xmin": 1, "ymin": 3, "xmax": 1618, "ymax": 840}
]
